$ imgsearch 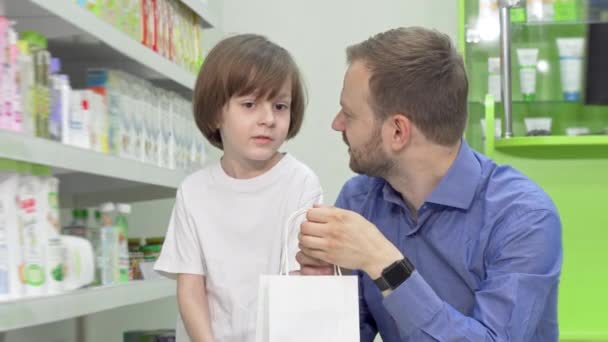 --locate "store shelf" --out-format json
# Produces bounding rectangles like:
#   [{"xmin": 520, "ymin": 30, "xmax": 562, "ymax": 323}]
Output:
[
  {"xmin": 181, "ymin": 0, "xmax": 218, "ymax": 28},
  {"xmin": 513, "ymin": 19, "xmax": 608, "ymax": 27},
  {"xmin": 0, "ymin": 130, "xmax": 187, "ymax": 206},
  {"xmin": 469, "ymin": 100, "xmax": 585, "ymax": 106},
  {"xmin": 559, "ymin": 331, "xmax": 608, "ymax": 341},
  {"xmin": 2, "ymin": 0, "xmax": 197, "ymax": 95},
  {"xmin": 493, "ymin": 135, "xmax": 608, "ymax": 159},
  {"xmin": 495, "ymin": 135, "xmax": 608, "ymax": 148},
  {"xmin": 0, "ymin": 279, "xmax": 175, "ymax": 332}
]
